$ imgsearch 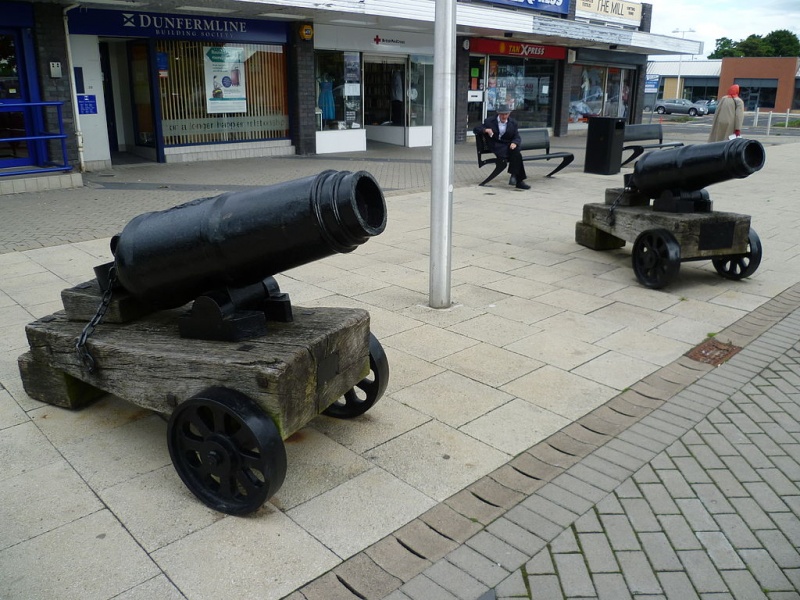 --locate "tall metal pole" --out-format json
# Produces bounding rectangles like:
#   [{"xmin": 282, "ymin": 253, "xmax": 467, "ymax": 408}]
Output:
[
  {"xmin": 428, "ymin": 0, "xmax": 456, "ymax": 308},
  {"xmin": 672, "ymin": 28, "xmax": 694, "ymax": 100}
]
